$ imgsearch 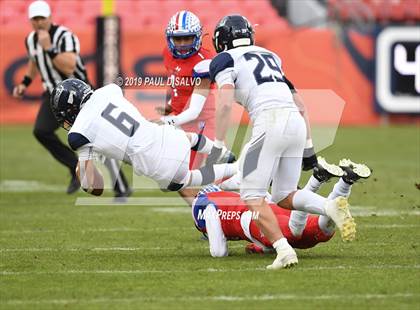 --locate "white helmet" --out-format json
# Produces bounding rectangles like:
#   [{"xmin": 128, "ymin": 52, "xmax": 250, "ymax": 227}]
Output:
[{"xmin": 165, "ymin": 11, "xmax": 202, "ymax": 59}]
